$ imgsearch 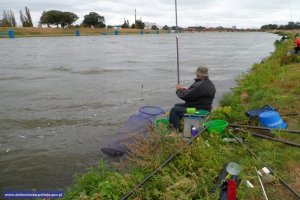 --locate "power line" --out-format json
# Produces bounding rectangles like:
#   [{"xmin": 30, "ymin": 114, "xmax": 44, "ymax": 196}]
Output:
[{"xmin": 289, "ymin": 0, "xmax": 293, "ymax": 22}]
